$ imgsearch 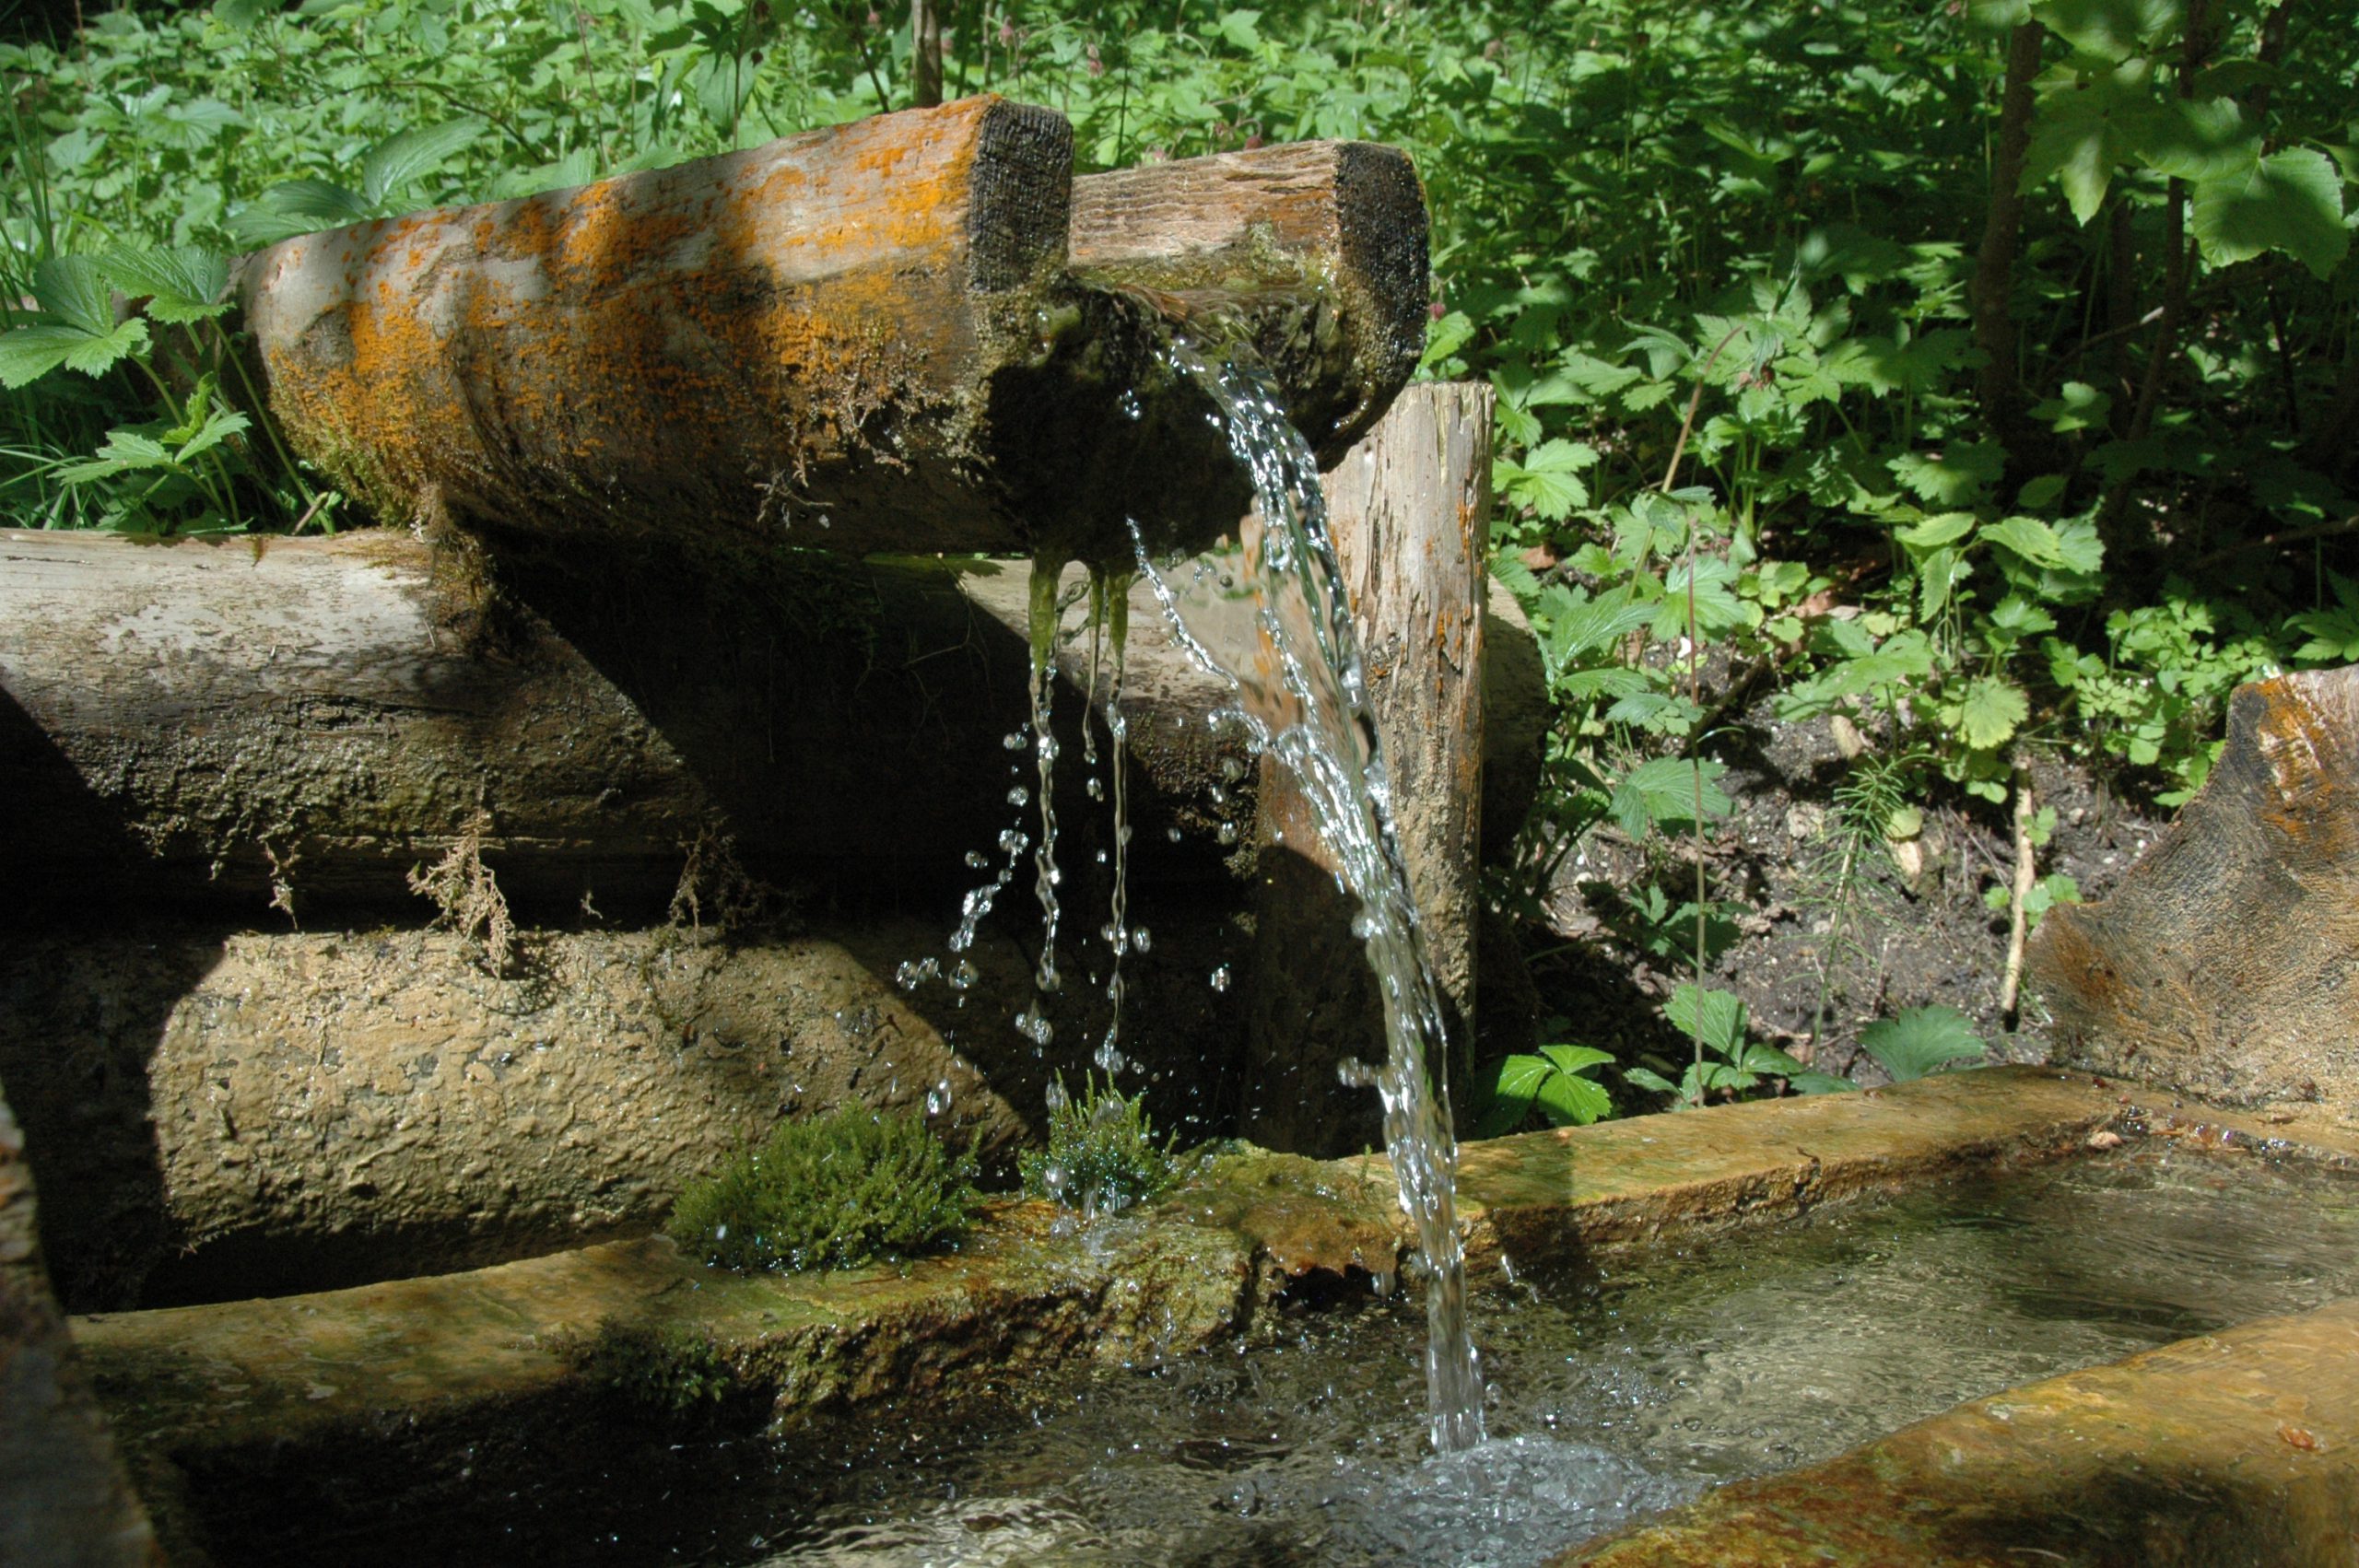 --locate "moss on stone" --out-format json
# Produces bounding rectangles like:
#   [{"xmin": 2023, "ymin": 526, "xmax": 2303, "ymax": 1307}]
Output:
[
  {"xmin": 1019, "ymin": 1072, "xmax": 1185, "ymax": 1215},
  {"xmin": 667, "ymin": 1107, "xmax": 977, "ymax": 1273}
]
